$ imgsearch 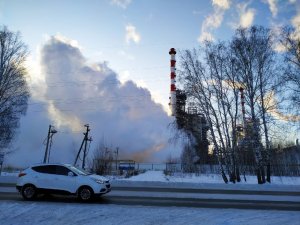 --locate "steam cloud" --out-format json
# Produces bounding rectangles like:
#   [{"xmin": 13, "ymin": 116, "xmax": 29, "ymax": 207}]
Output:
[{"xmin": 6, "ymin": 36, "xmax": 180, "ymax": 167}]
